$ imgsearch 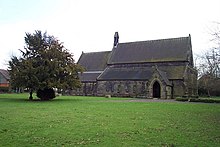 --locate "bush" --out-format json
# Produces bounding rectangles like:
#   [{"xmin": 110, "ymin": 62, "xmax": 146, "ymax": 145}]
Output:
[
  {"xmin": 37, "ymin": 88, "xmax": 56, "ymax": 100},
  {"xmin": 198, "ymin": 75, "xmax": 220, "ymax": 96},
  {"xmin": 176, "ymin": 97, "xmax": 220, "ymax": 103},
  {"xmin": 189, "ymin": 98, "xmax": 220, "ymax": 103},
  {"xmin": 175, "ymin": 97, "xmax": 189, "ymax": 102},
  {"xmin": 0, "ymin": 87, "xmax": 9, "ymax": 93}
]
